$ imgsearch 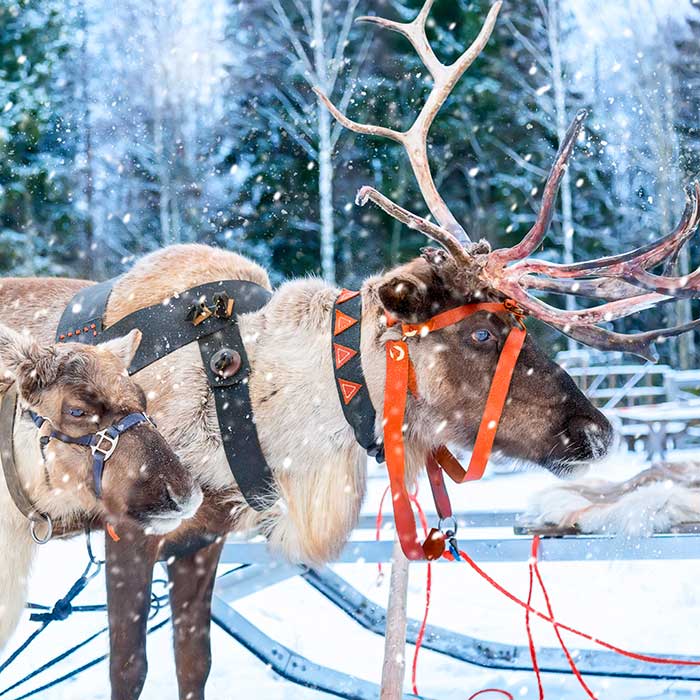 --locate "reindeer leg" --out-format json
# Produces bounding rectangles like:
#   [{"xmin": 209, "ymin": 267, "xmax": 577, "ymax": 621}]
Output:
[
  {"xmin": 106, "ymin": 523, "xmax": 161, "ymax": 700},
  {"xmin": 168, "ymin": 537, "xmax": 225, "ymax": 700}
]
